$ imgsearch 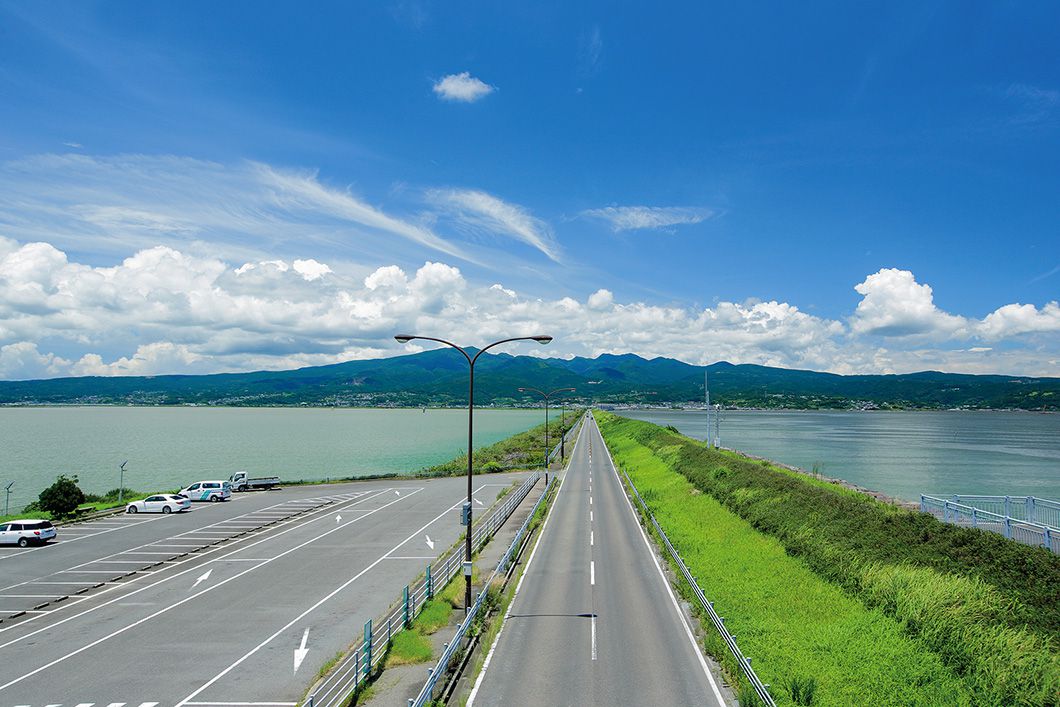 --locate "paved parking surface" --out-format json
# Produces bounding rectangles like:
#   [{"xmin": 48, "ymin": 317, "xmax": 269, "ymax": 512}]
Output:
[{"xmin": 0, "ymin": 474, "xmax": 529, "ymax": 706}]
